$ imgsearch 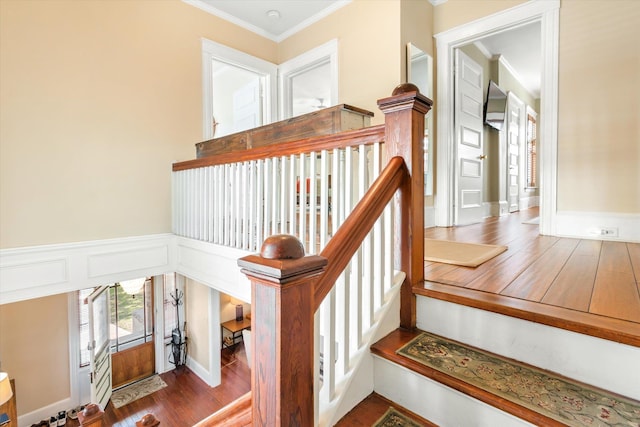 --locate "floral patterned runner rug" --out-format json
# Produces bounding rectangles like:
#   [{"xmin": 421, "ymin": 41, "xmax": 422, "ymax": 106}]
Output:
[
  {"xmin": 111, "ymin": 375, "xmax": 167, "ymax": 408},
  {"xmin": 397, "ymin": 332, "xmax": 640, "ymax": 426},
  {"xmin": 372, "ymin": 407, "xmax": 425, "ymax": 427}
]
